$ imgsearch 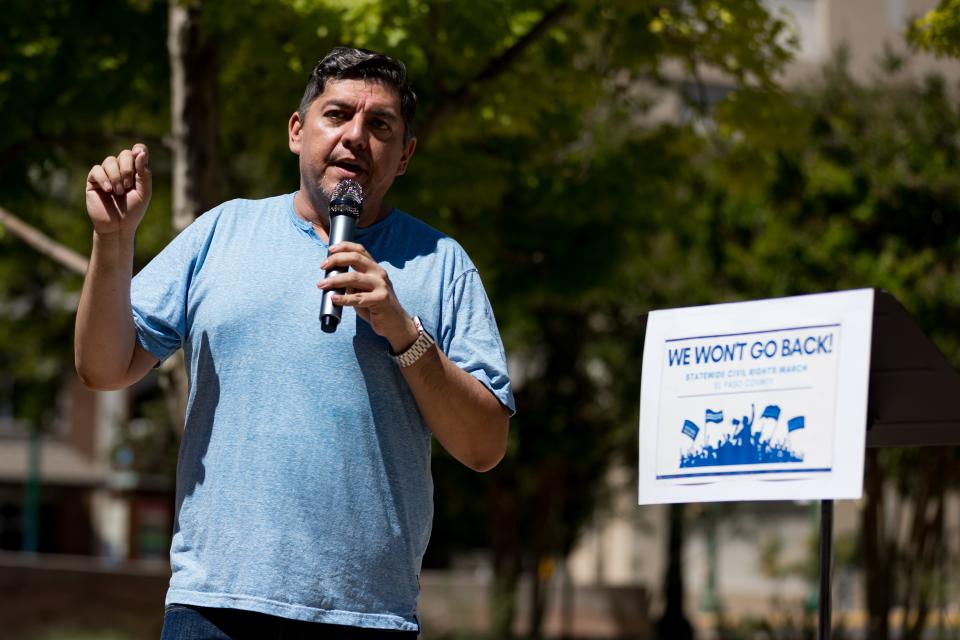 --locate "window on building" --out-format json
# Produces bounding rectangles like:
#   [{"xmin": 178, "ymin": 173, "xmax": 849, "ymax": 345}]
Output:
[{"xmin": 765, "ymin": 0, "xmax": 823, "ymax": 62}]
